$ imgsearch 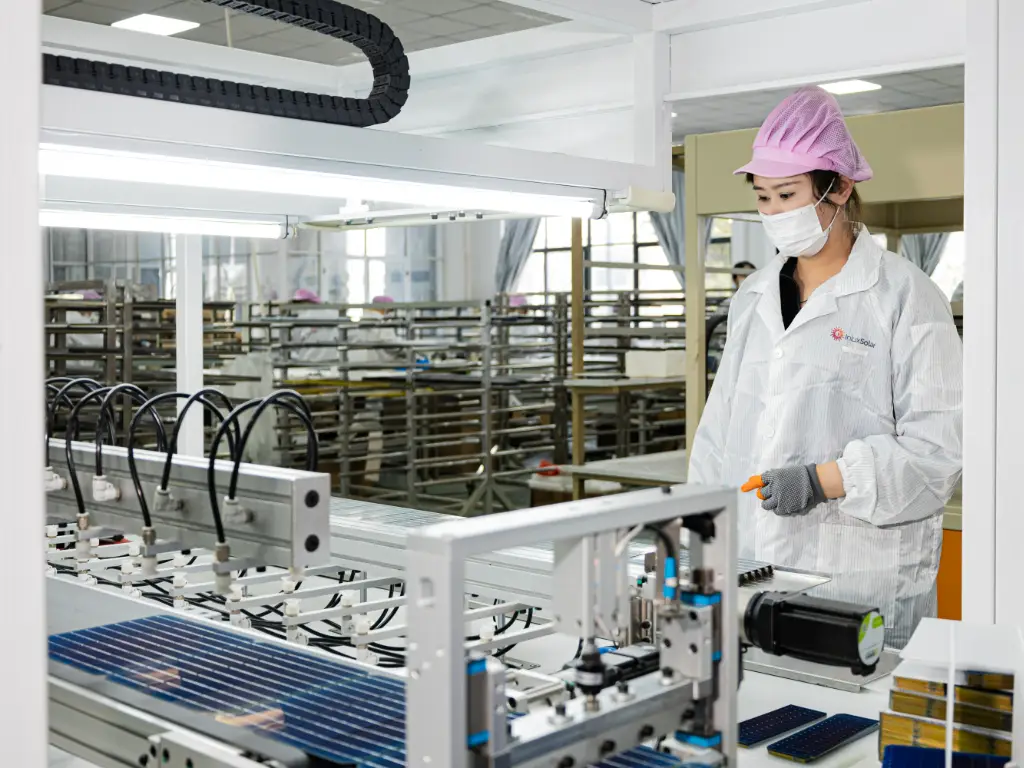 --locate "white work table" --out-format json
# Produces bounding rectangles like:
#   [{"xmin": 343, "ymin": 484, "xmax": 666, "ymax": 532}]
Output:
[{"xmin": 737, "ymin": 669, "xmax": 888, "ymax": 768}]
